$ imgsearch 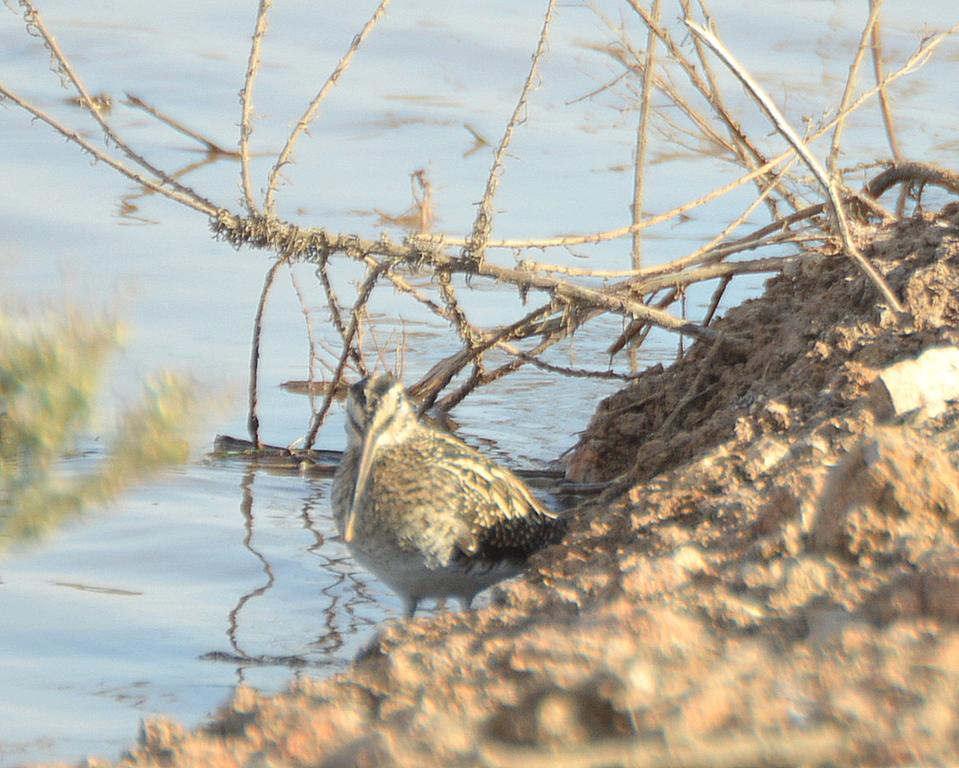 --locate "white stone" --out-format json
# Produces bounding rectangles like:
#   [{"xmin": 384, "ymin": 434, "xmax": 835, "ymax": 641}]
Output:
[{"xmin": 869, "ymin": 346, "xmax": 959, "ymax": 420}]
